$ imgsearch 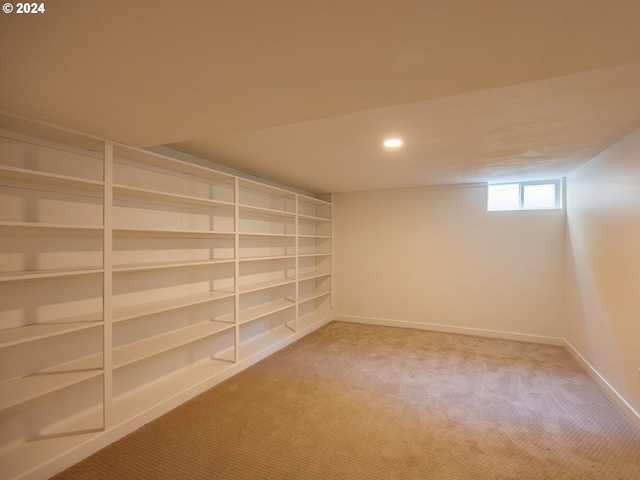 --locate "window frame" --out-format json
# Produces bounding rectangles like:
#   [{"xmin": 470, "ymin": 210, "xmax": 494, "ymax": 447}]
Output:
[{"xmin": 488, "ymin": 179, "xmax": 563, "ymax": 211}]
